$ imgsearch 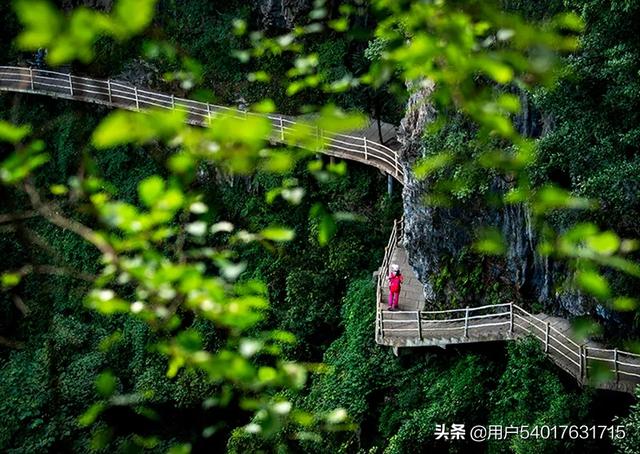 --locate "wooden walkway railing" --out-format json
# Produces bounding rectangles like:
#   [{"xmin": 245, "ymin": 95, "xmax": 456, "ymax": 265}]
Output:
[
  {"xmin": 376, "ymin": 220, "xmax": 640, "ymax": 394},
  {"xmin": 375, "ymin": 217, "xmax": 404, "ymax": 340},
  {"xmin": 0, "ymin": 66, "xmax": 404, "ymax": 182}
]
